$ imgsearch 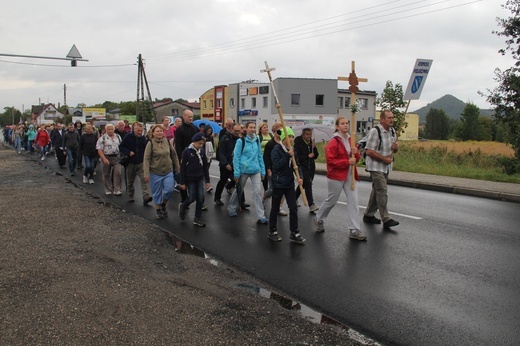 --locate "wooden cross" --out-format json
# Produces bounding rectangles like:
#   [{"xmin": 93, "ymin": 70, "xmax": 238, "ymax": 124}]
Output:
[
  {"xmin": 261, "ymin": 61, "xmax": 307, "ymax": 206},
  {"xmin": 338, "ymin": 61, "xmax": 368, "ymax": 190}
]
